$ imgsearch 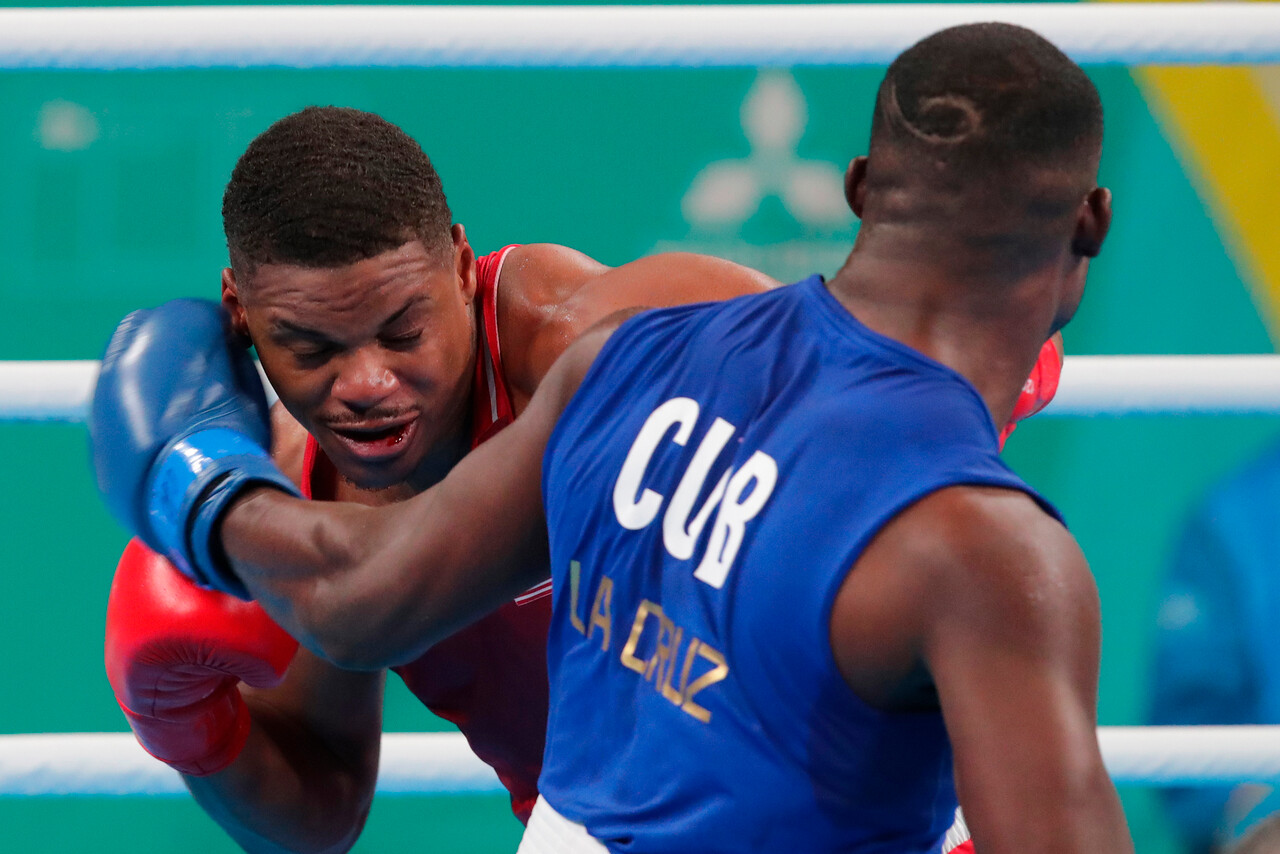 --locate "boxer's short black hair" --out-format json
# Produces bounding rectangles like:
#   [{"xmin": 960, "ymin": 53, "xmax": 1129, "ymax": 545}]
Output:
[
  {"xmin": 222, "ymin": 106, "xmax": 453, "ymax": 273},
  {"xmin": 870, "ymin": 23, "xmax": 1103, "ymax": 175}
]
